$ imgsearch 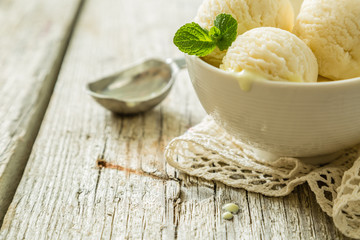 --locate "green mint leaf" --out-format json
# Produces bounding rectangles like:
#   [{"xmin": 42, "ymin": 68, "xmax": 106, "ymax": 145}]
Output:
[
  {"xmin": 173, "ymin": 14, "xmax": 238, "ymax": 56},
  {"xmin": 213, "ymin": 13, "xmax": 237, "ymax": 51},
  {"xmin": 173, "ymin": 22, "xmax": 216, "ymax": 57},
  {"xmin": 209, "ymin": 26, "xmax": 221, "ymax": 41}
]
